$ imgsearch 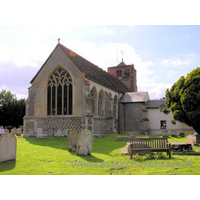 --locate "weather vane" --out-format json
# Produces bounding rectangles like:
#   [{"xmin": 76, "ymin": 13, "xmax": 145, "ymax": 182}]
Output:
[{"xmin": 121, "ymin": 51, "xmax": 124, "ymax": 62}]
